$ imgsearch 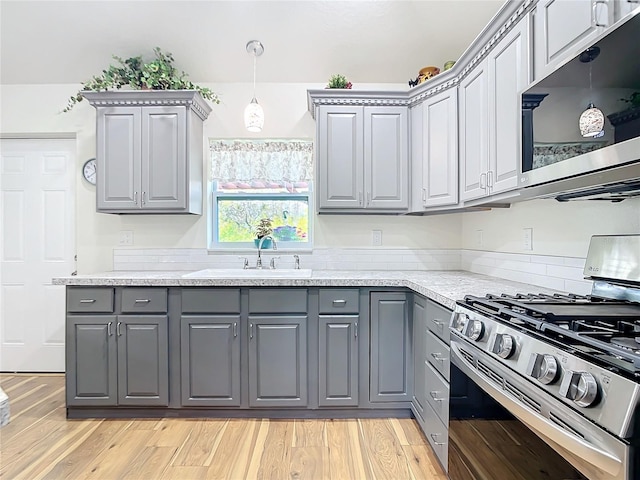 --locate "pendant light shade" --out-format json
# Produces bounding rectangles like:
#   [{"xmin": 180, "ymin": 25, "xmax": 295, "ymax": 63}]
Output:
[
  {"xmin": 579, "ymin": 103, "xmax": 605, "ymax": 138},
  {"xmin": 245, "ymin": 40, "xmax": 264, "ymax": 132}
]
